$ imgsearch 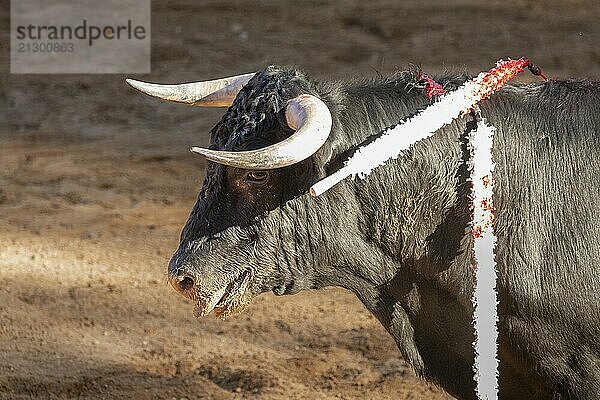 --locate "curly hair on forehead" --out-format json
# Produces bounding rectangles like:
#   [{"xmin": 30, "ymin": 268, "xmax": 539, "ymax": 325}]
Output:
[{"xmin": 209, "ymin": 65, "xmax": 315, "ymax": 151}]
